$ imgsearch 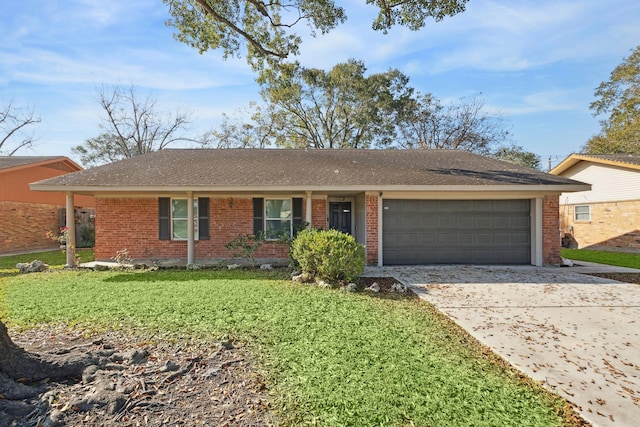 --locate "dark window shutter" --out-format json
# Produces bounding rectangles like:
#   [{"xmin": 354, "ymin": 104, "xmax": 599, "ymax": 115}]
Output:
[
  {"xmin": 292, "ymin": 197, "xmax": 303, "ymax": 236},
  {"xmin": 198, "ymin": 197, "xmax": 210, "ymax": 240},
  {"xmin": 253, "ymin": 198, "xmax": 264, "ymax": 236},
  {"xmin": 158, "ymin": 198, "xmax": 170, "ymax": 240}
]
